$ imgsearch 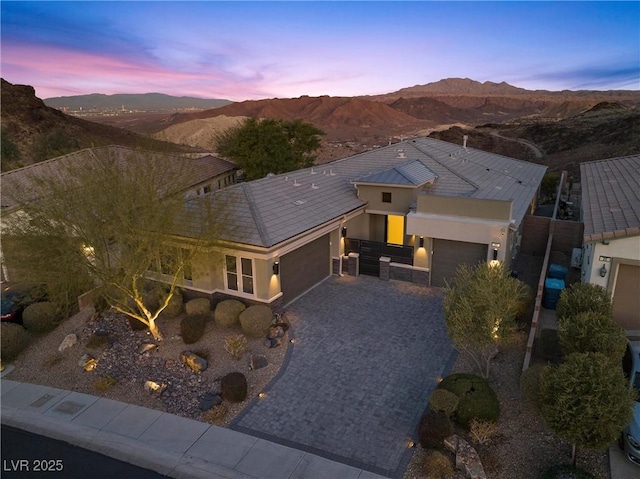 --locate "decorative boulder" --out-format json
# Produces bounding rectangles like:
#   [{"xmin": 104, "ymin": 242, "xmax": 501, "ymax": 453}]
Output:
[
  {"xmin": 239, "ymin": 305, "xmax": 273, "ymax": 338},
  {"xmin": 137, "ymin": 342, "xmax": 158, "ymax": 355},
  {"xmin": 249, "ymin": 355, "xmax": 268, "ymax": 370},
  {"xmin": 185, "ymin": 298, "xmax": 211, "ymax": 317},
  {"xmin": 267, "ymin": 325, "xmax": 285, "ymax": 339},
  {"xmin": 214, "ymin": 299, "xmax": 246, "ymax": 328},
  {"xmin": 78, "ymin": 353, "xmax": 98, "ymax": 371},
  {"xmin": 199, "ymin": 391, "xmax": 223, "ymax": 411},
  {"xmin": 58, "ymin": 334, "xmax": 78, "ymax": 352},
  {"xmin": 180, "ymin": 350, "xmax": 208, "ymax": 373},
  {"xmin": 221, "ymin": 372, "xmax": 248, "ymax": 403}
]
